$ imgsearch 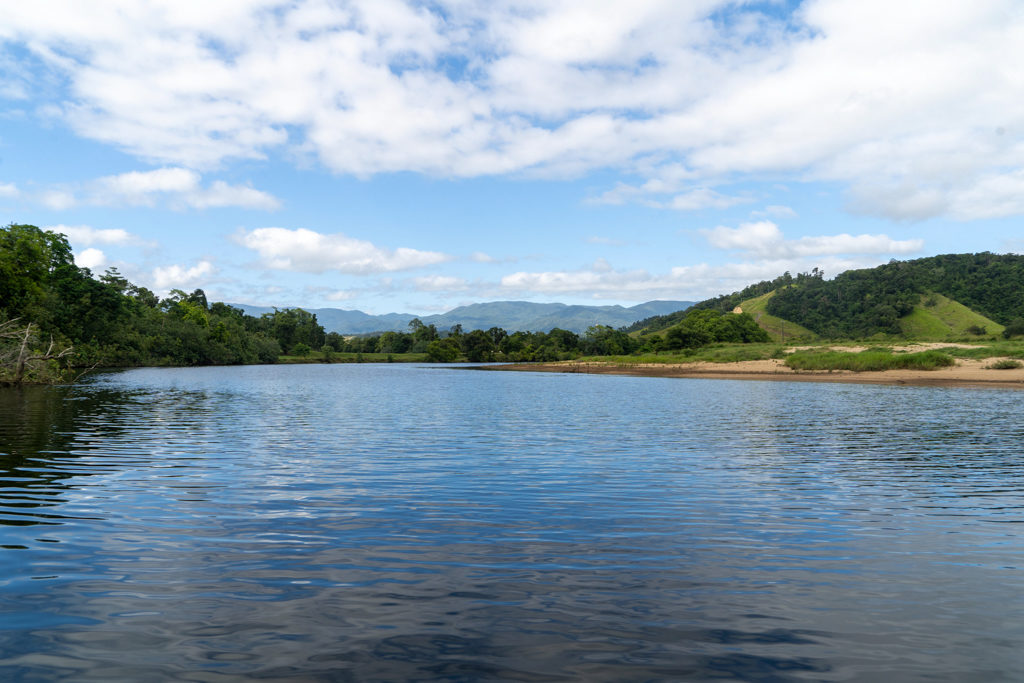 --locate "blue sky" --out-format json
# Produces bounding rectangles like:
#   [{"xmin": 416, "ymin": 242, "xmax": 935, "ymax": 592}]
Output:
[{"xmin": 1, "ymin": 0, "xmax": 1022, "ymax": 314}]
